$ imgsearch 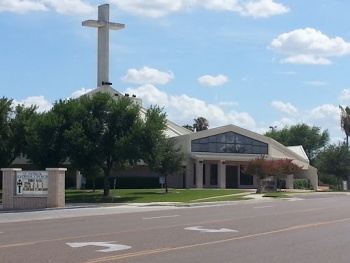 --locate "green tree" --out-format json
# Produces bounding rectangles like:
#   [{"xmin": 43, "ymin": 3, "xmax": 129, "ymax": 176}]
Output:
[
  {"xmin": 138, "ymin": 106, "xmax": 168, "ymax": 166},
  {"xmin": 65, "ymin": 93, "xmax": 167, "ymax": 197},
  {"xmin": 264, "ymin": 124, "xmax": 329, "ymax": 164},
  {"xmin": 146, "ymin": 137, "xmax": 185, "ymax": 193},
  {"xmin": 24, "ymin": 98, "xmax": 82, "ymax": 169},
  {"xmin": 244, "ymin": 156, "xmax": 303, "ymax": 193},
  {"xmin": 65, "ymin": 93, "xmax": 141, "ymax": 196},
  {"xmin": 0, "ymin": 97, "xmax": 37, "ymax": 168},
  {"xmin": 182, "ymin": 124, "xmax": 194, "ymax": 132},
  {"xmin": 339, "ymin": 105, "xmax": 350, "ymax": 148},
  {"xmin": 314, "ymin": 142, "xmax": 350, "ymax": 190},
  {"xmin": 25, "ymin": 110, "xmax": 69, "ymax": 168},
  {"xmin": 193, "ymin": 117, "xmax": 209, "ymax": 132}
]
